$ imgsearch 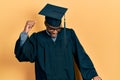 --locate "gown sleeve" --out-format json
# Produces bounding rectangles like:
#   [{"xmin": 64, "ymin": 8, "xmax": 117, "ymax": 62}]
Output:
[
  {"xmin": 14, "ymin": 33, "xmax": 37, "ymax": 62},
  {"xmin": 71, "ymin": 29, "xmax": 98, "ymax": 80}
]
